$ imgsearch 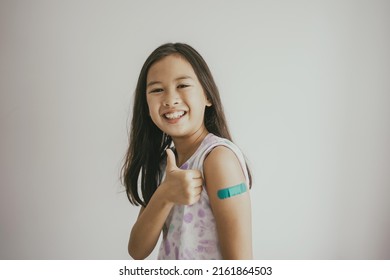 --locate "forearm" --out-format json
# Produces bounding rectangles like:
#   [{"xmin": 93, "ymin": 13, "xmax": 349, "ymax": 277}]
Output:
[
  {"xmin": 129, "ymin": 149, "xmax": 203, "ymax": 259},
  {"xmin": 128, "ymin": 184, "xmax": 174, "ymax": 259}
]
